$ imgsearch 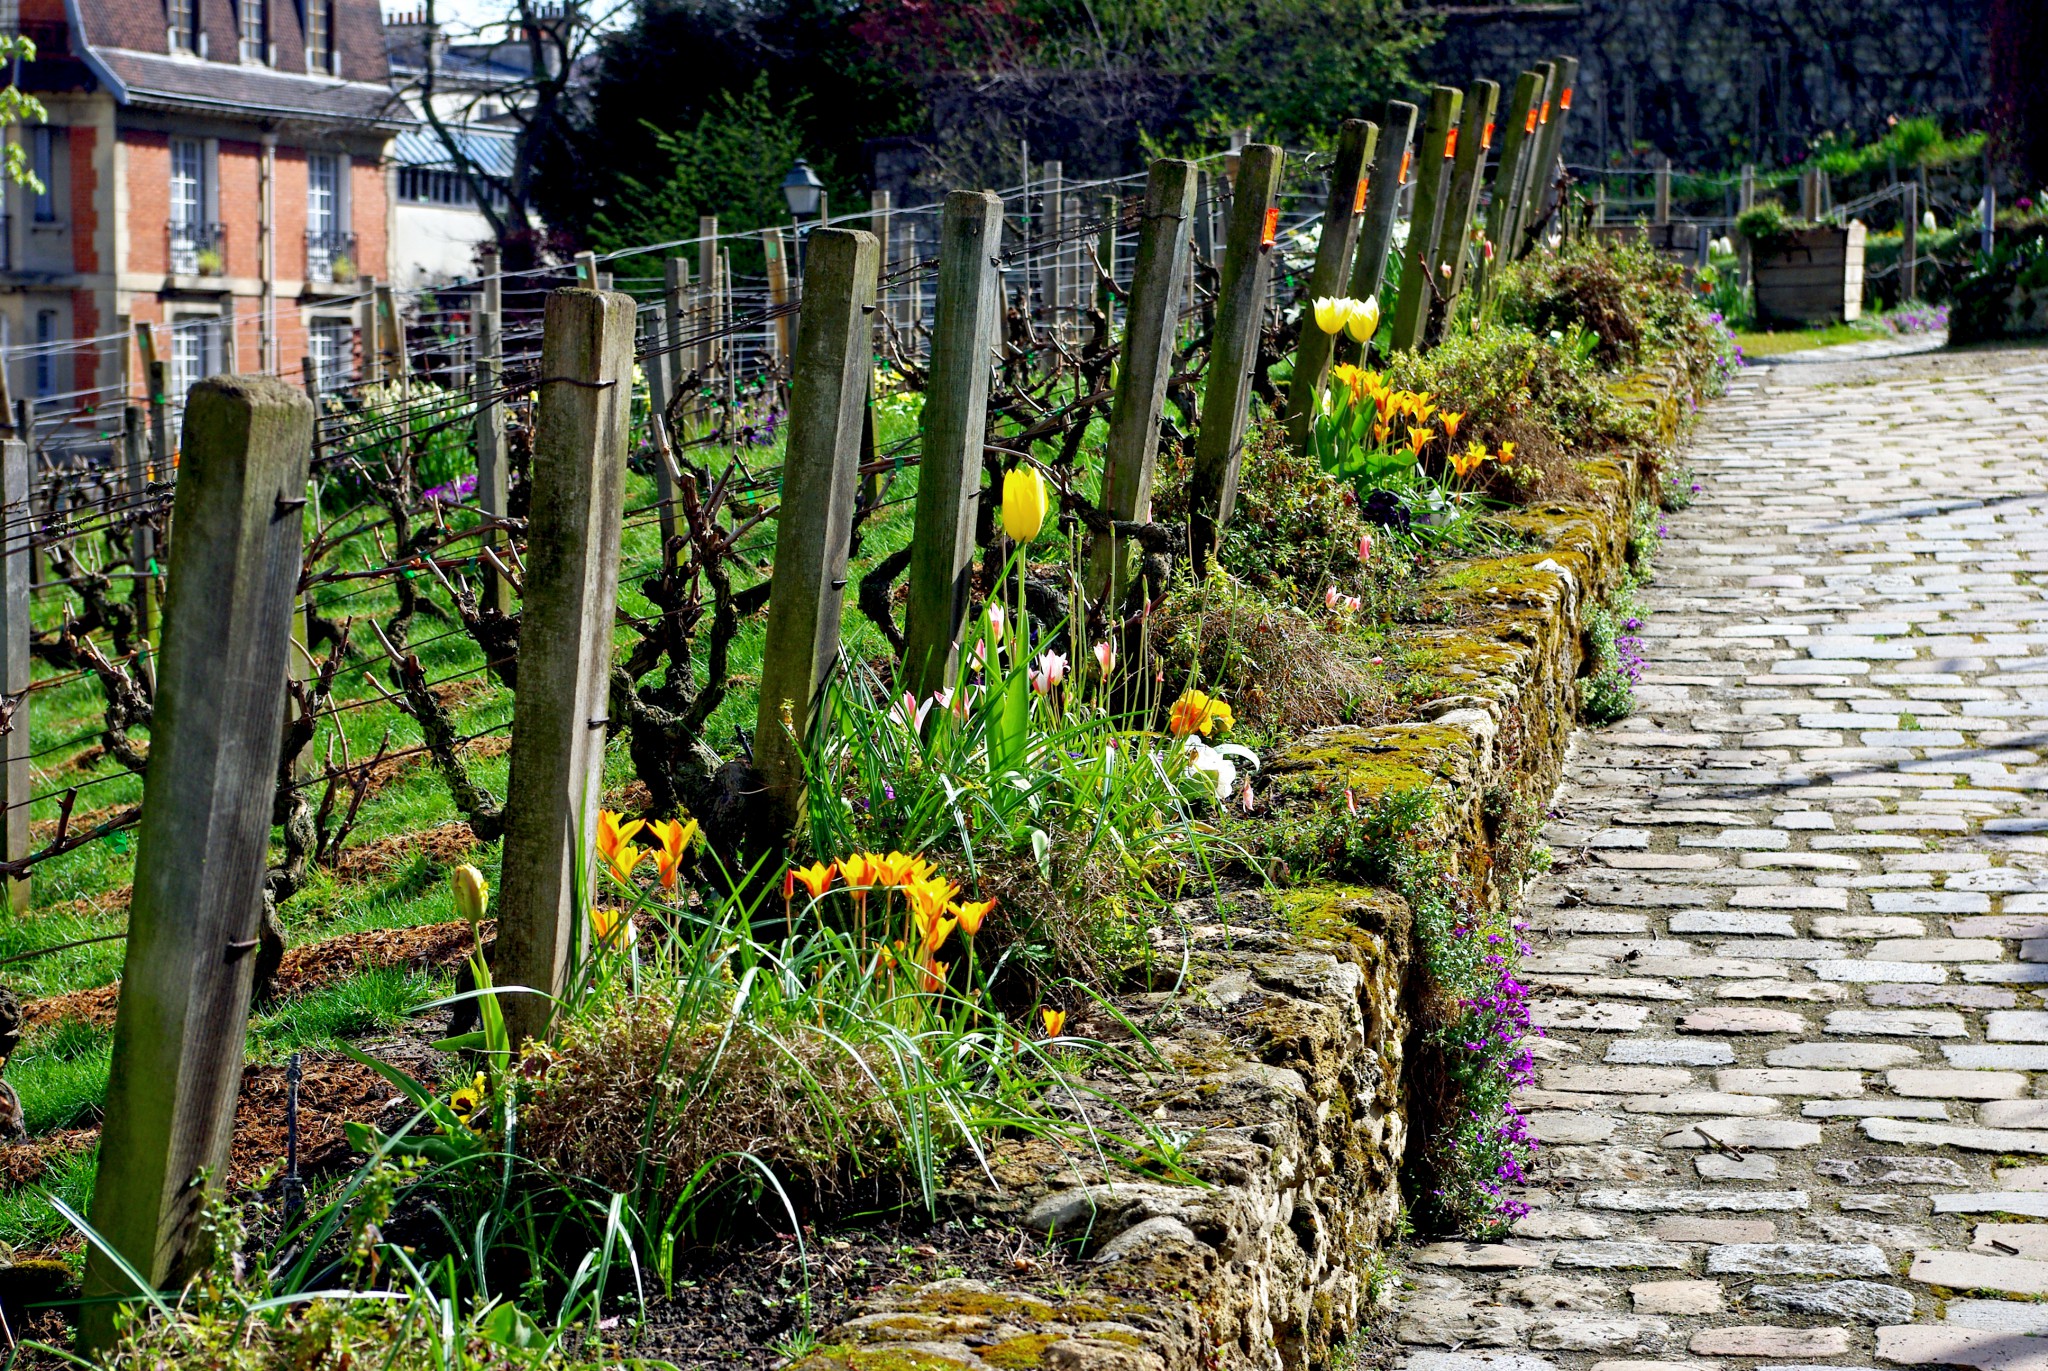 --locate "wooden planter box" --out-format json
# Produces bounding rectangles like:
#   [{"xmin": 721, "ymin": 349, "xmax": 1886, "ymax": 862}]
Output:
[{"xmin": 1752, "ymin": 223, "xmax": 1866, "ymax": 326}]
